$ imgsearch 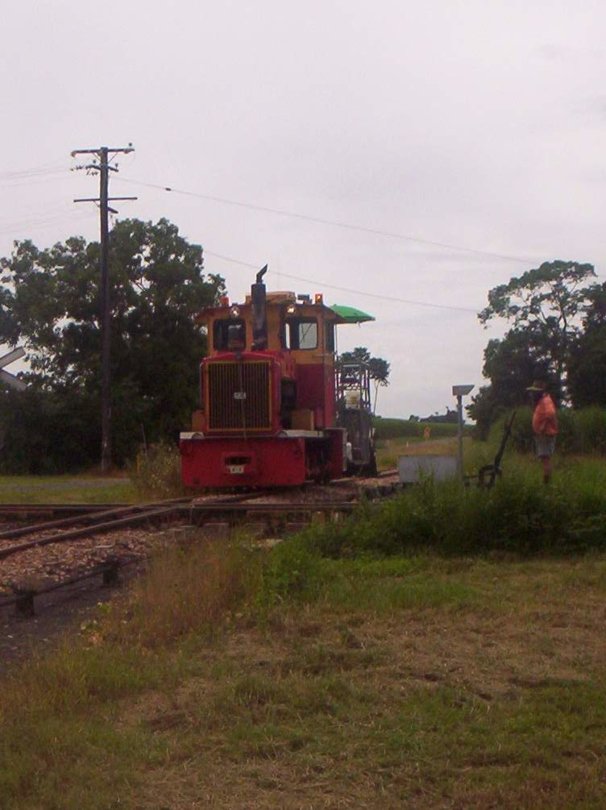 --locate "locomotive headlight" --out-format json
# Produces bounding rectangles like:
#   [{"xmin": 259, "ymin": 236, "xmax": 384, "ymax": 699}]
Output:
[
  {"xmin": 230, "ymin": 305, "xmax": 240, "ymax": 318},
  {"xmin": 286, "ymin": 304, "xmax": 296, "ymax": 314}
]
